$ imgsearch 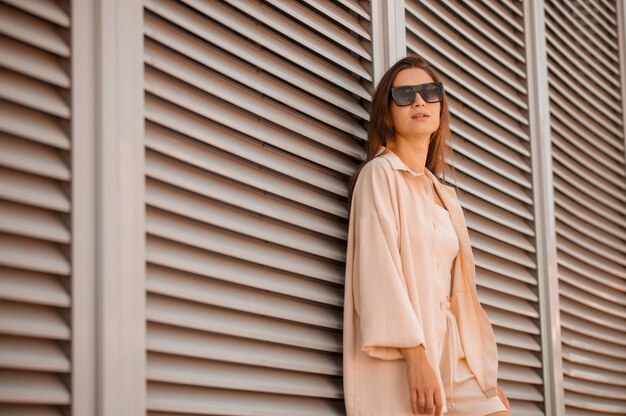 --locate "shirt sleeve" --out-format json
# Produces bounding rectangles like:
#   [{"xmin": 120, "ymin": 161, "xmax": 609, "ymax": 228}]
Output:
[{"xmin": 350, "ymin": 162, "xmax": 426, "ymax": 360}]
